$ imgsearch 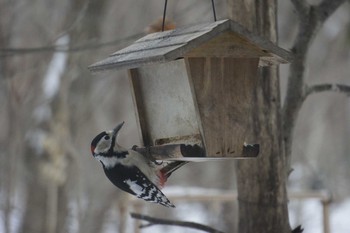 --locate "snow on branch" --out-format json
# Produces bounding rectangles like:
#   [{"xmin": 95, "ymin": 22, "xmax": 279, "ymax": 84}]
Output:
[
  {"xmin": 306, "ymin": 84, "xmax": 350, "ymax": 97},
  {"xmin": 130, "ymin": 212, "xmax": 225, "ymax": 233}
]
